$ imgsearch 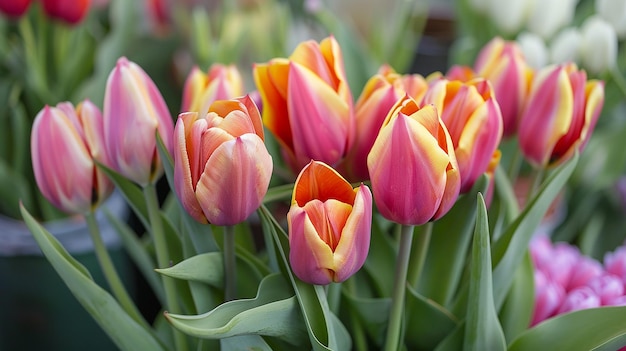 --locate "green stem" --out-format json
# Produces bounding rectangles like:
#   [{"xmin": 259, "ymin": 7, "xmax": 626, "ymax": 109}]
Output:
[
  {"xmin": 383, "ymin": 224, "xmax": 414, "ymax": 351},
  {"xmin": 143, "ymin": 184, "xmax": 188, "ymax": 351},
  {"xmin": 326, "ymin": 282, "xmax": 342, "ymax": 315},
  {"xmin": 407, "ymin": 222, "xmax": 433, "ymax": 288},
  {"xmin": 85, "ymin": 211, "xmax": 146, "ymax": 327},
  {"xmin": 223, "ymin": 225, "xmax": 236, "ymax": 301}
]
